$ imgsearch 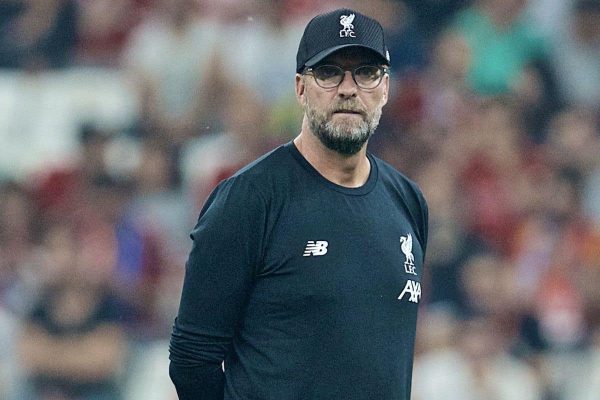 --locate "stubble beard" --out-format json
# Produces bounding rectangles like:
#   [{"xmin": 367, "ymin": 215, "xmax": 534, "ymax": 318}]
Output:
[{"xmin": 303, "ymin": 95, "xmax": 383, "ymax": 156}]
